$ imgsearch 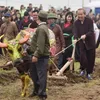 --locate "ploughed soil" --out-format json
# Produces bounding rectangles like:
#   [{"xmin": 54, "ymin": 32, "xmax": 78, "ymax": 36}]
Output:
[{"xmin": 0, "ymin": 47, "xmax": 100, "ymax": 100}]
